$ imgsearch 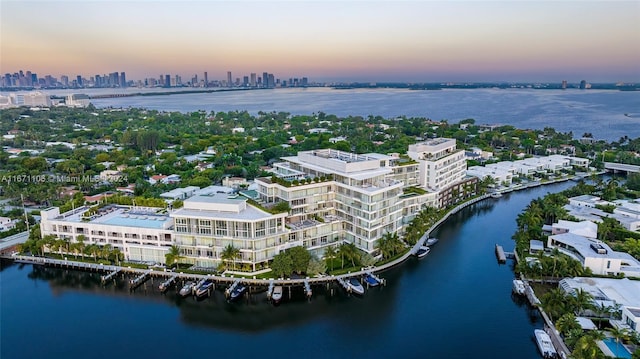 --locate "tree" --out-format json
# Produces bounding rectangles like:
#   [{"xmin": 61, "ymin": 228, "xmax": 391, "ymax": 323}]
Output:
[
  {"xmin": 324, "ymin": 245, "xmax": 337, "ymax": 272},
  {"xmin": 555, "ymin": 313, "xmax": 580, "ymax": 336},
  {"xmin": 270, "ymin": 252, "xmax": 293, "ymax": 278},
  {"xmin": 570, "ymin": 288, "xmax": 595, "ymax": 316},
  {"xmin": 221, "ymin": 244, "xmax": 241, "ymax": 270},
  {"xmin": 287, "ymin": 246, "xmax": 311, "ymax": 274},
  {"xmin": 306, "ymin": 256, "xmax": 326, "ymax": 276},
  {"xmin": 164, "ymin": 245, "xmax": 184, "ymax": 268}
]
